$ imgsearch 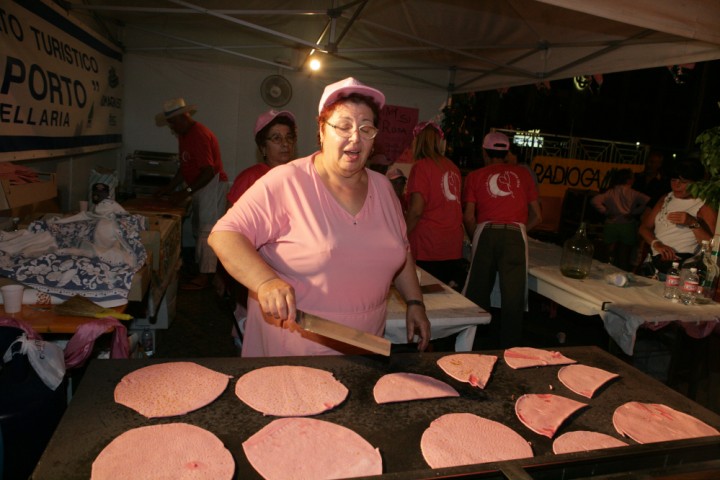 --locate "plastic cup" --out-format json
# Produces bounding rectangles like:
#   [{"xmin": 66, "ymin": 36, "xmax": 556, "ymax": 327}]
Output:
[
  {"xmin": 79, "ymin": 200, "xmax": 89, "ymax": 212},
  {"xmin": 1, "ymin": 284, "xmax": 25, "ymax": 314}
]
